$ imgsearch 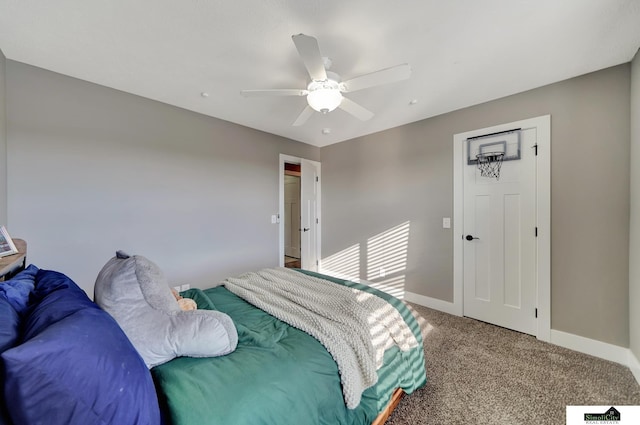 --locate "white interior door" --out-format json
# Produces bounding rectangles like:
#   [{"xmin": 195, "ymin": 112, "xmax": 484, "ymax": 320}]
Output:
[
  {"xmin": 300, "ymin": 159, "xmax": 319, "ymax": 271},
  {"xmin": 463, "ymin": 128, "xmax": 537, "ymax": 335}
]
